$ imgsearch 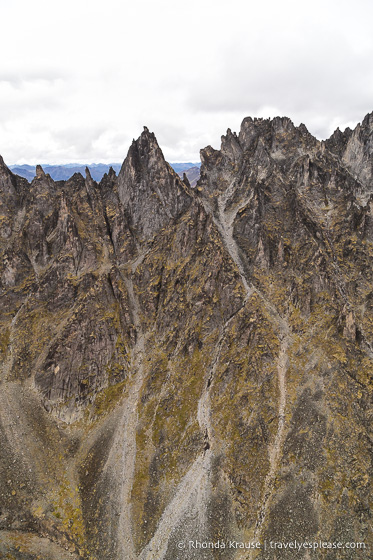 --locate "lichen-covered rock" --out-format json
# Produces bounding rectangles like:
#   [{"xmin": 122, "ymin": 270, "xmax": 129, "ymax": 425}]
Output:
[{"xmin": 0, "ymin": 115, "xmax": 373, "ymax": 559}]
